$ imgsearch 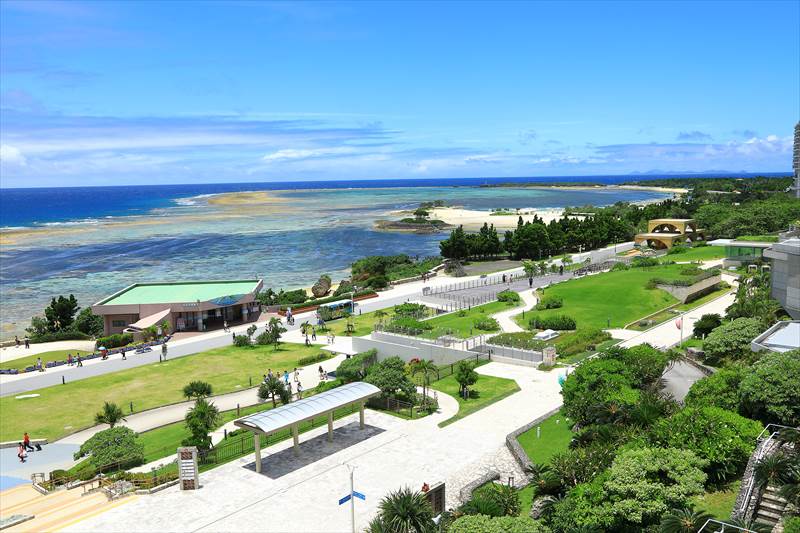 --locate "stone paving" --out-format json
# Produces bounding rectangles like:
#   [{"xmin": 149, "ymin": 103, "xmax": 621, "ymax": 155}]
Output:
[{"xmin": 62, "ymin": 362, "xmax": 563, "ymax": 533}]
